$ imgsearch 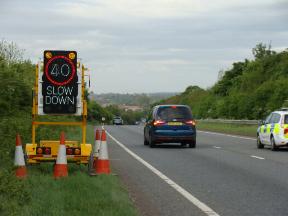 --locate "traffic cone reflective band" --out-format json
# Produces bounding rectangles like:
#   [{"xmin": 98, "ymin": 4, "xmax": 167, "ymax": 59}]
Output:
[
  {"xmin": 96, "ymin": 130, "xmax": 110, "ymax": 174},
  {"xmin": 93, "ymin": 129, "xmax": 101, "ymax": 157},
  {"xmin": 54, "ymin": 132, "xmax": 68, "ymax": 178},
  {"xmin": 14, "ymin": 134, "xmax": 27, "ymax": 178}
]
